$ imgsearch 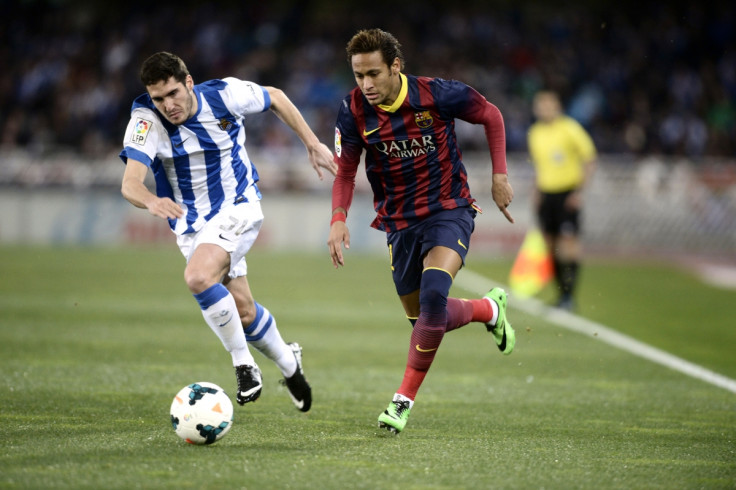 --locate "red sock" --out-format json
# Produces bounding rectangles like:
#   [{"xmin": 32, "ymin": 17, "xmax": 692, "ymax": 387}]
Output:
[
  {"xmin": 397, "ymin": 365, "xmax": 427, "ymax": 400},
  {"xmin": 469, "ymin": 297, "xmax": 493, "ymax": 323}
]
